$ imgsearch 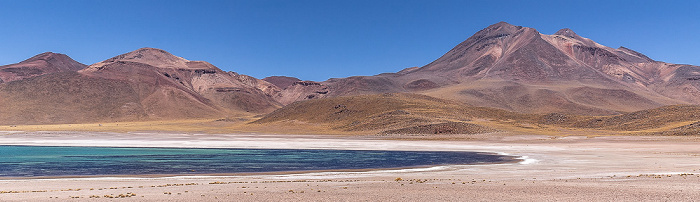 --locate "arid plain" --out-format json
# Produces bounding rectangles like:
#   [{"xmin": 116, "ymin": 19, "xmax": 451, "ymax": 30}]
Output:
[{"xmin": 1, "ymin": 131, "xmax": 700, "ymax": 201}]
